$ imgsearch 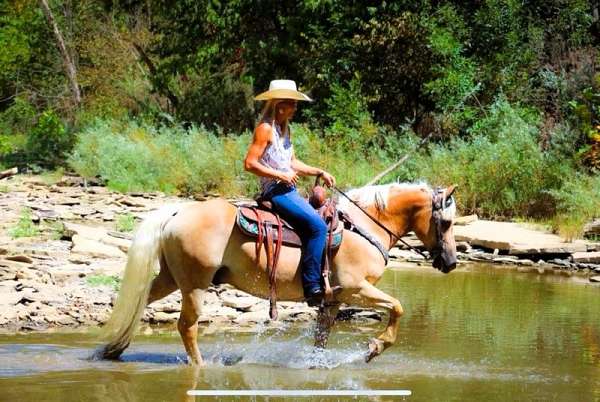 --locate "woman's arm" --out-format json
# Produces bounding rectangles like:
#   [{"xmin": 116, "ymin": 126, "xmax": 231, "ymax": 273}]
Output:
[
  {"xmin": 291, "ymin": 152, "xmax": 336, "ymax": 187},
  {"xmin": 244, "ymin": 123, "xmax": 298, "ymax": 185}
]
